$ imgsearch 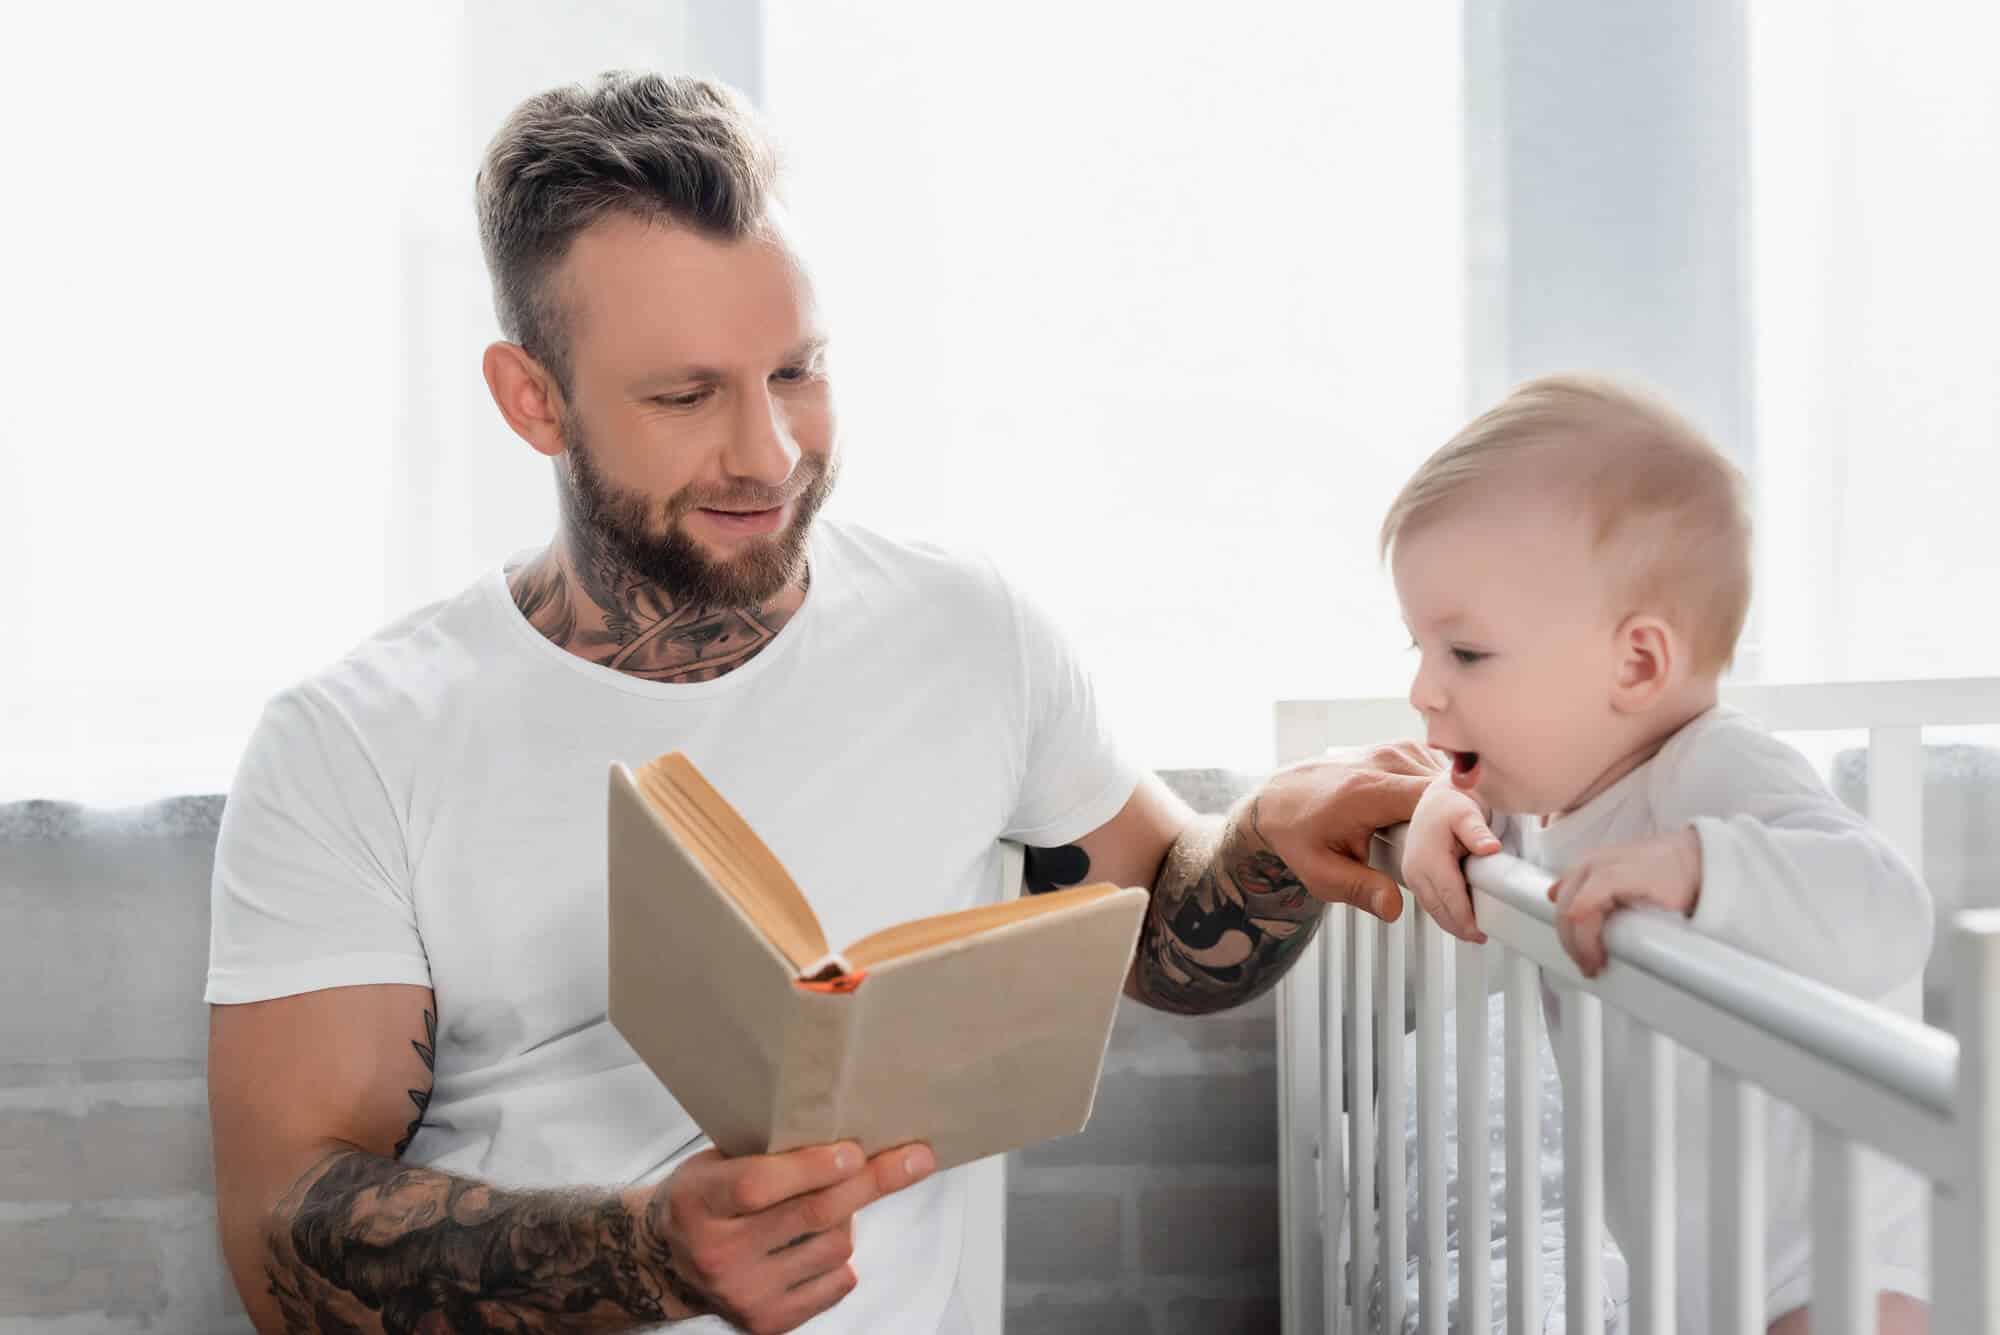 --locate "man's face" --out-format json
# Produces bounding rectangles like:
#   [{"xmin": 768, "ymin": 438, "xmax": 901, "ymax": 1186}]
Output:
[
  {"xmin": 1392, "ymin": 494, "xmax": 1629, "ymax": 816},
  {"xmin": 549, "ymin": 210, "xmax": 838, "ymax": 610}
]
